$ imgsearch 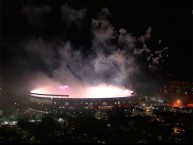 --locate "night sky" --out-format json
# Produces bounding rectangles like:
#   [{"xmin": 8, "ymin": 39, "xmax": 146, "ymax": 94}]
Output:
[{"xmin": 0, "ymin": 0, "xmax": 192, "ymax": 96}]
